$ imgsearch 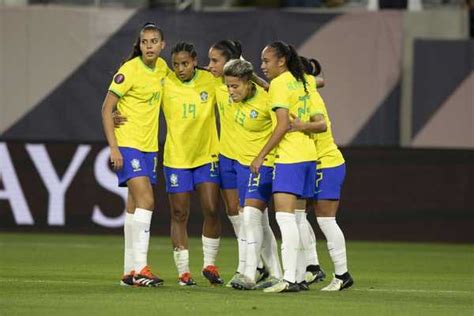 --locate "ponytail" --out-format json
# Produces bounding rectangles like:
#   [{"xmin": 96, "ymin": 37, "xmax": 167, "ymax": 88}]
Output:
[{"xmin": 300, "ymin": 56, "xmax": 322, "ymax": 76}]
